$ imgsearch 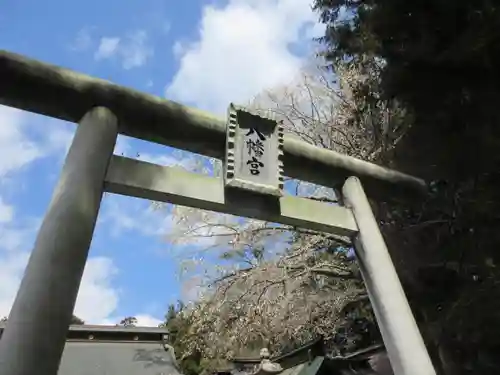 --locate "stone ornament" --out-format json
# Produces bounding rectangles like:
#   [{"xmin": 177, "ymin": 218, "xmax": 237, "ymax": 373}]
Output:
[
  {"xmin": 253, "ymin": 348, "xmax": 283, "ymax": 375},
  {"xmin": 225, "ymin": 104, "xmax": 285, "ymax": 196}
]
